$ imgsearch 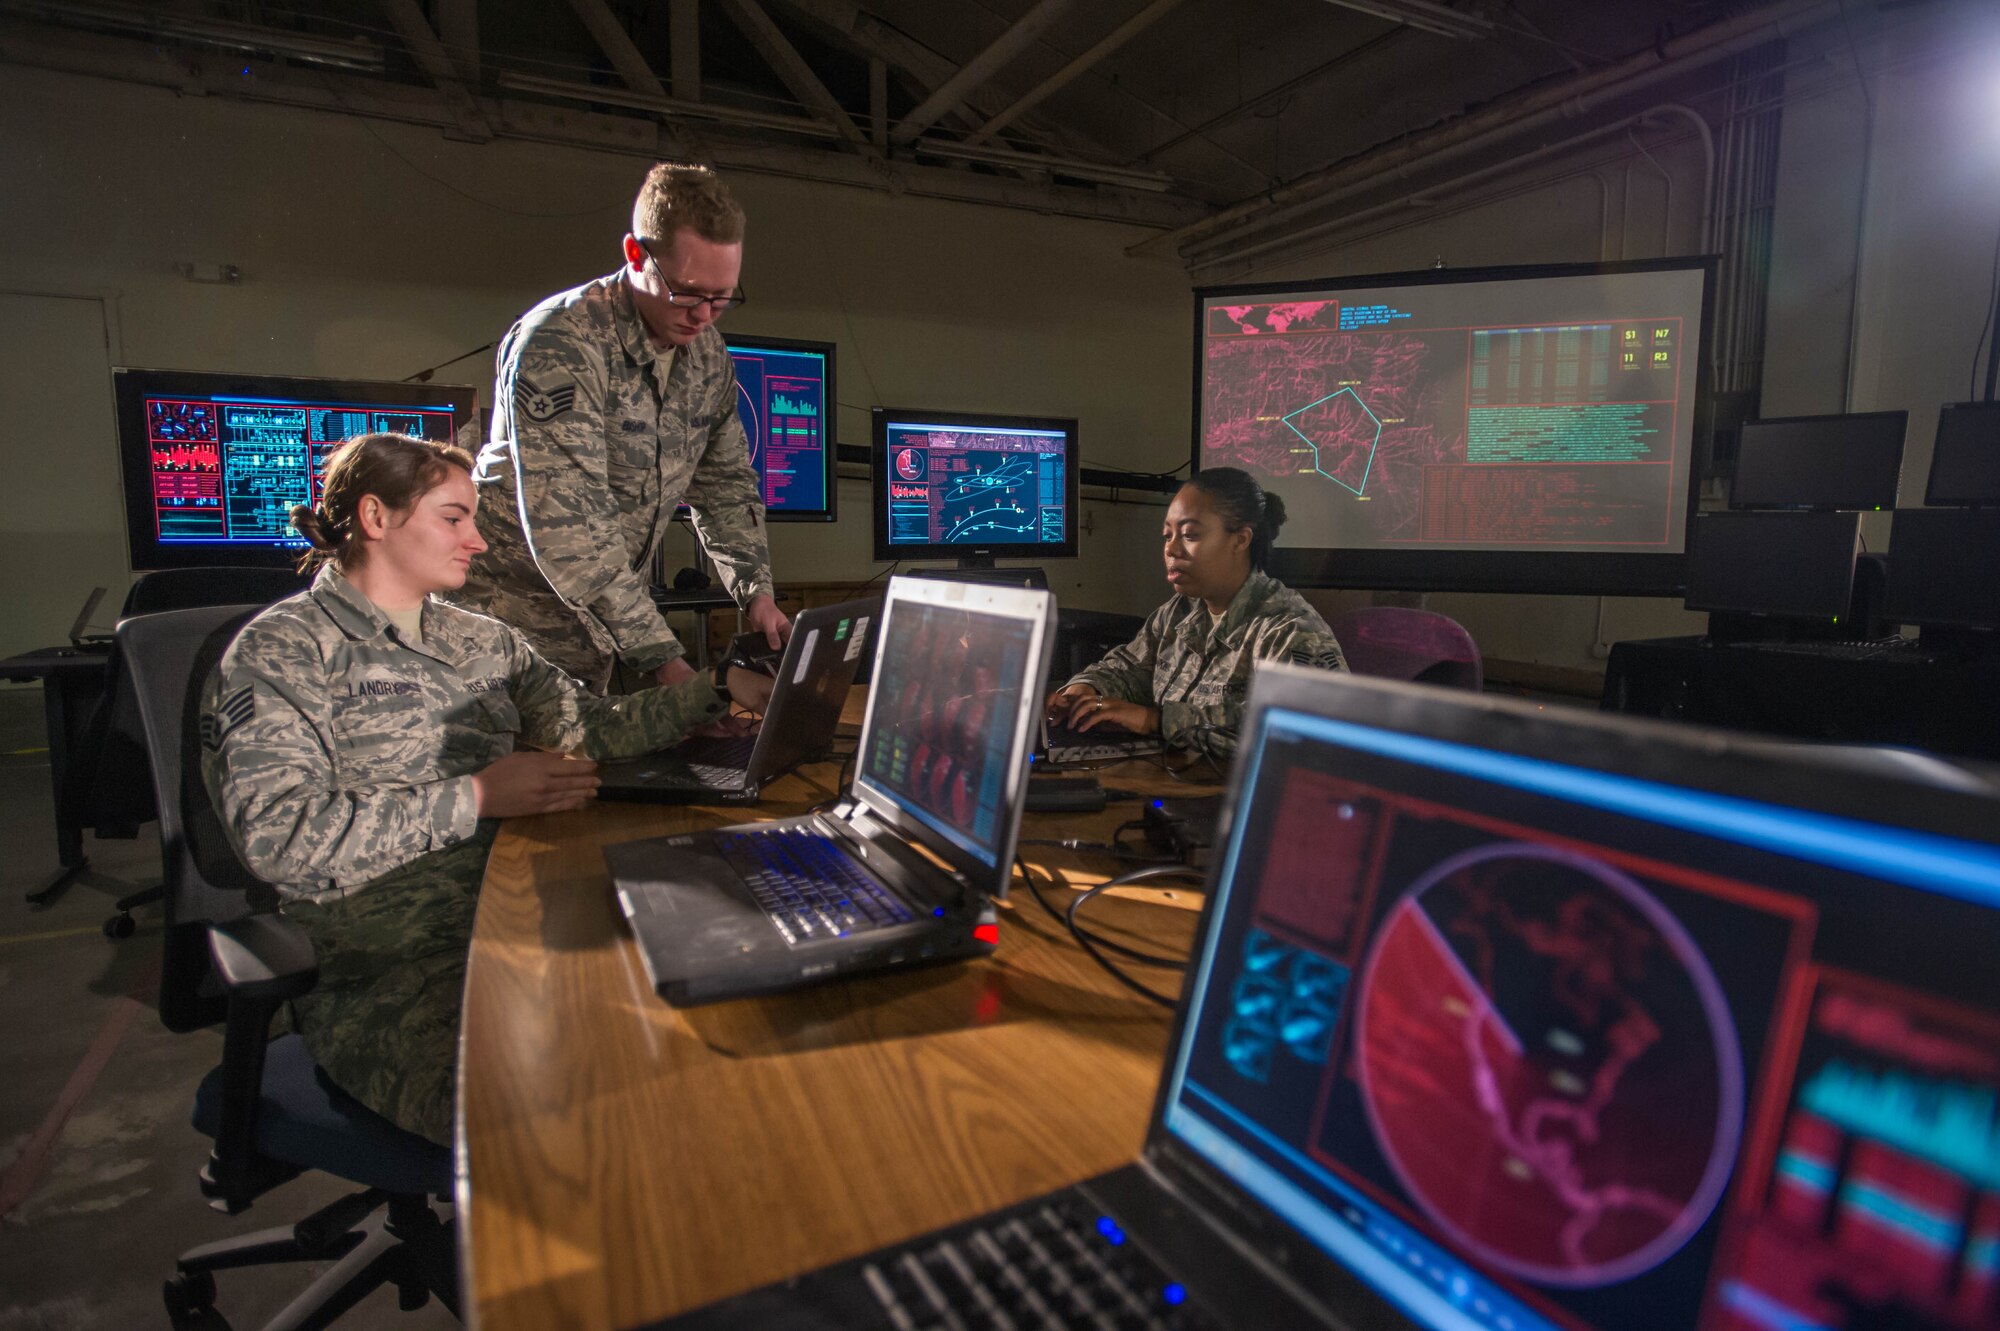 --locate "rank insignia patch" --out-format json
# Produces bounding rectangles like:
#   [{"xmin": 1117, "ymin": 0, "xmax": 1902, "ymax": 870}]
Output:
[{"xmin": 515, "ymin": 376, "xmax": 578, "ymax": 423}]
